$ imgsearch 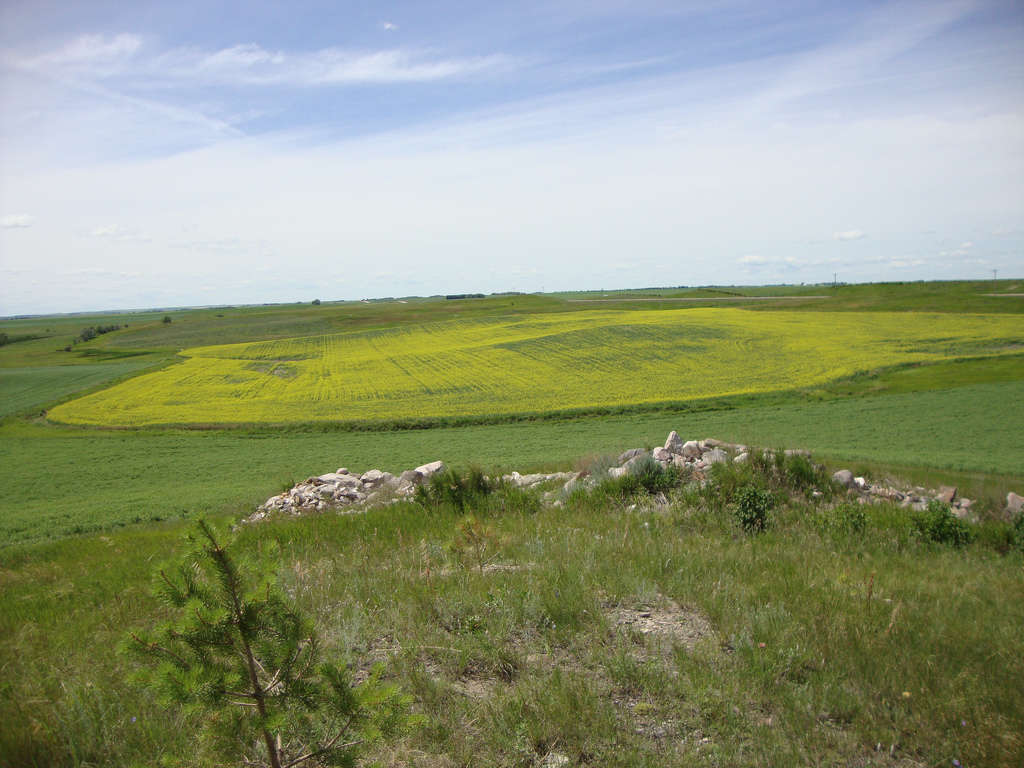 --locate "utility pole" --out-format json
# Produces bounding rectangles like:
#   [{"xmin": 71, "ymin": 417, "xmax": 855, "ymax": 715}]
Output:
[
  {"xmin": 993, "ymin": 269, "xmax": 998, "ymax": 282},
  {"xmin": 833, "ymin": 272, "xmax": 837, "ymax": 288}
]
